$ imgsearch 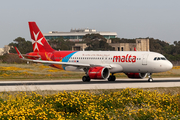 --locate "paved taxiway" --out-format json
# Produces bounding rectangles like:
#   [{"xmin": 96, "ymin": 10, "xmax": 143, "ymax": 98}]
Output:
[{"xmin": 0, "ymin": 78, "xmax": 180, "ymax": 91}]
